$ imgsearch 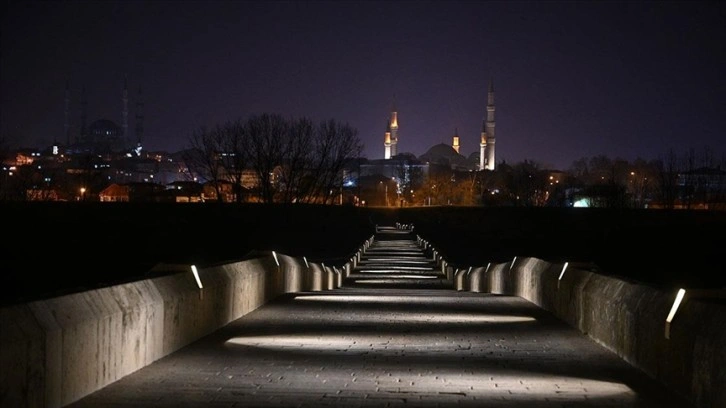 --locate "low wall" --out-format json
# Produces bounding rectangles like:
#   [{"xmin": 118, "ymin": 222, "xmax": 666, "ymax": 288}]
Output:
[
  {"xmin": 0, "ymin": 248, "xmax": 360, "ymax": 408},
  {"xmin": 450, "ymin": 253, "xmax": 726, "ymax": 408}
]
